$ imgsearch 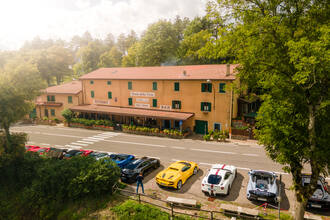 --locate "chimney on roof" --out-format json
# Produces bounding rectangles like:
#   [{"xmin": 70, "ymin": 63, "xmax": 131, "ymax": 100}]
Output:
[
  {"xmin": 183, "ymin": 70, "xmax": 187, "ymax": 76},
  {"xmin": 226, "ymin": 64, "xmax": 230, "ymax": 76}
]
